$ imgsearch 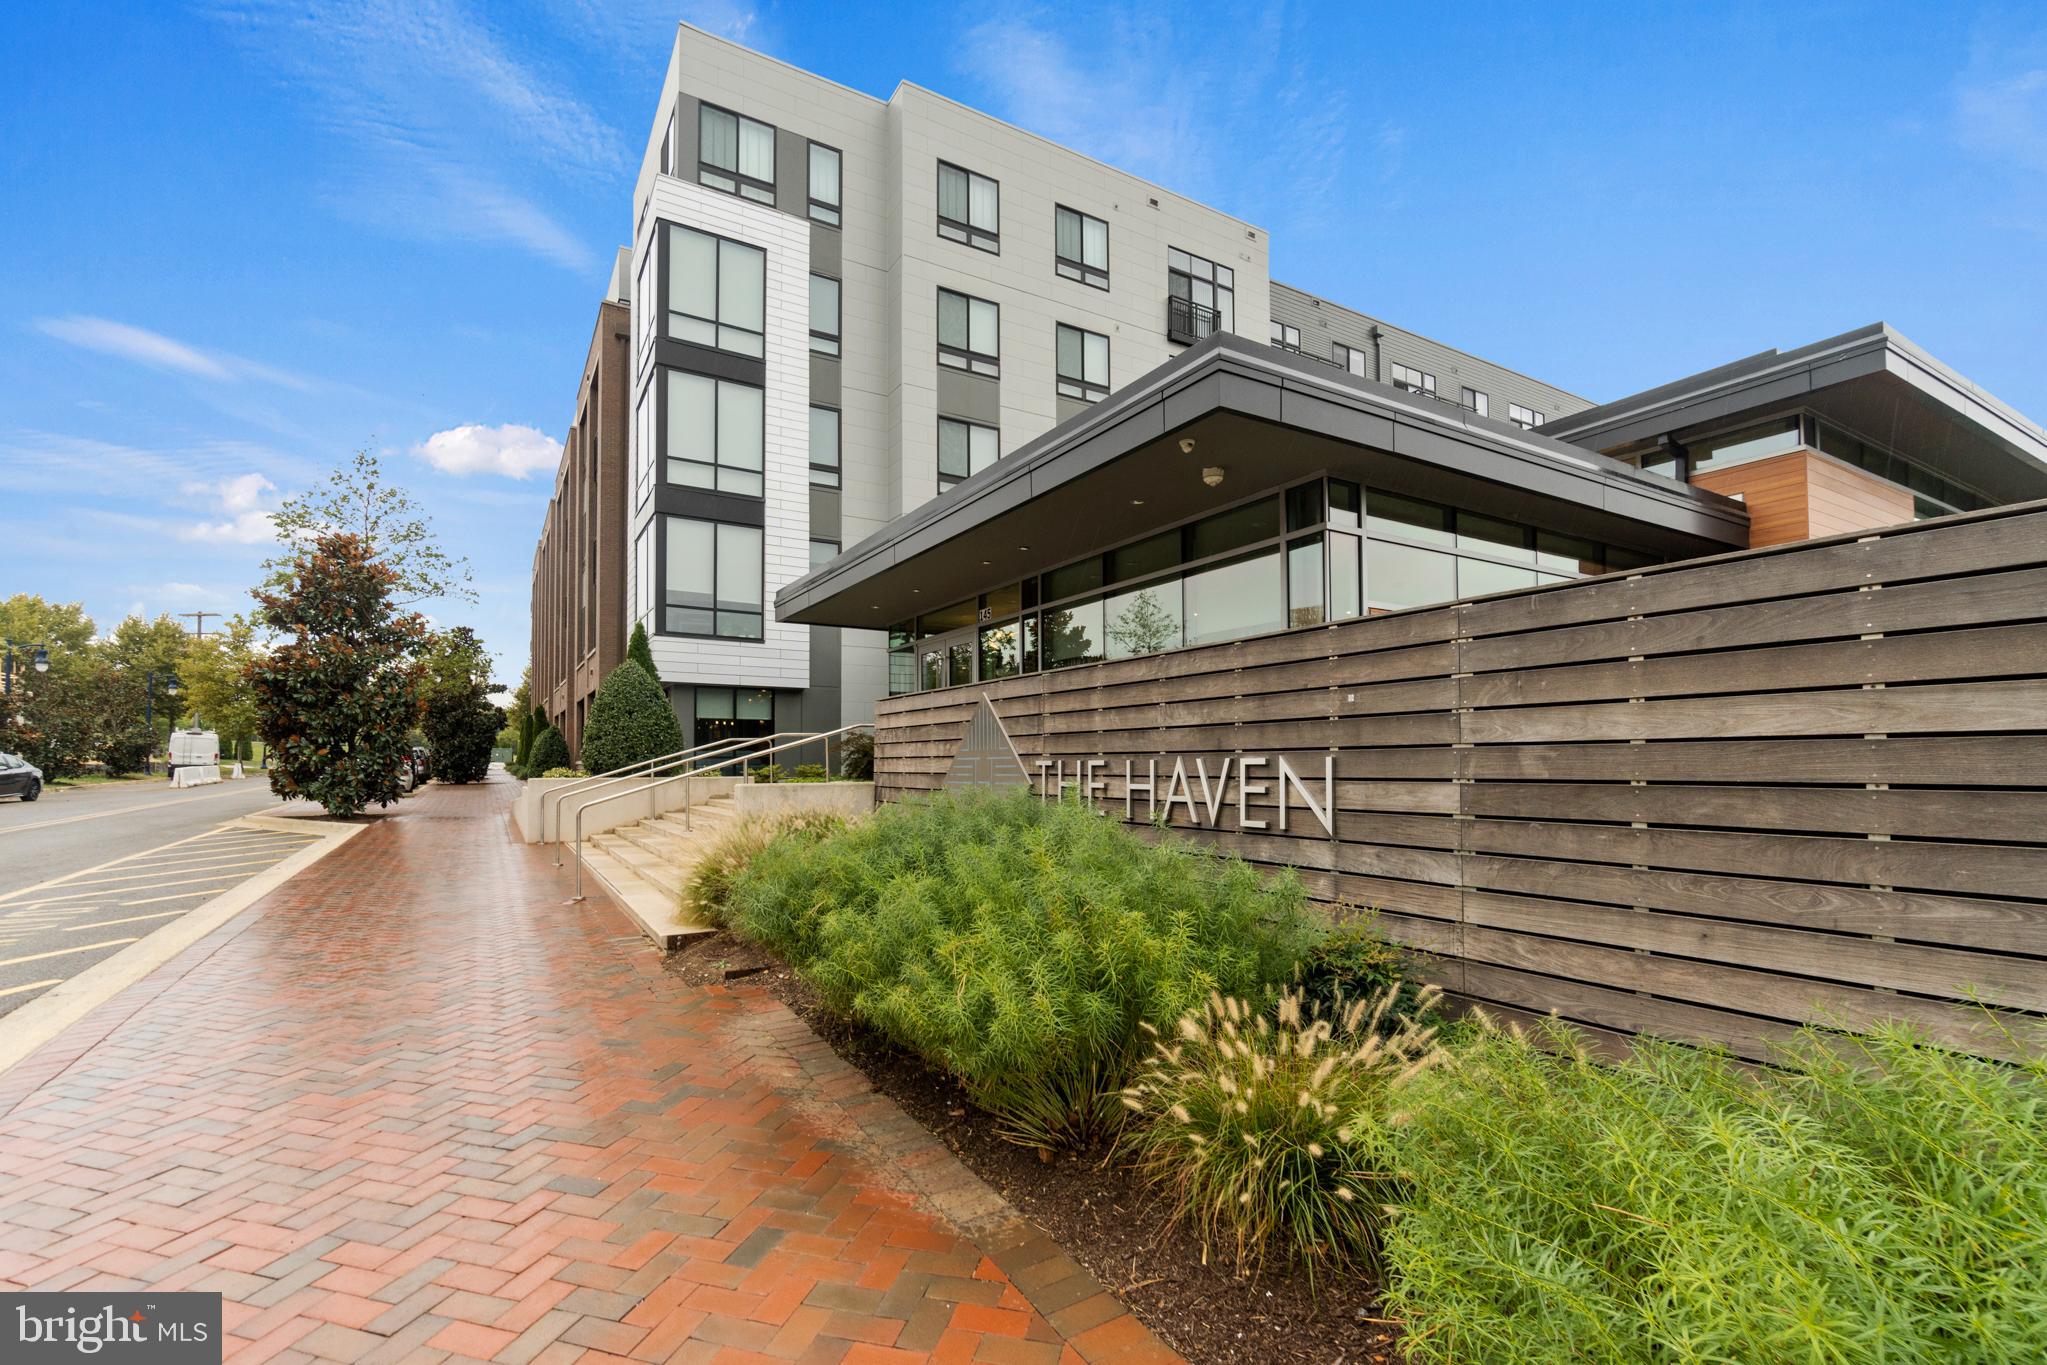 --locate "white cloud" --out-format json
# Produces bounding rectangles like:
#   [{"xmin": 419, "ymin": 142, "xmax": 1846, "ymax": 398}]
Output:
[
  {"xmin": 180, "ymin": 472, "xmax": 280, "ymax": 544},
  {"xmin": 1955, "ymin": 24, "xmax": 2047, "ymax": 234},
  {"xmin": 35, "ymin": 316, "xmax": 314, "ymax": 389},
  {"xmin": 414, "ymin": 423, "xmax": 561, "ymax": 479}
]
